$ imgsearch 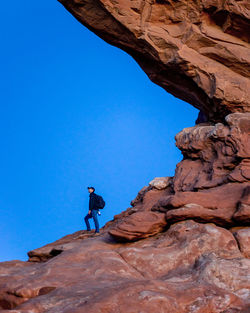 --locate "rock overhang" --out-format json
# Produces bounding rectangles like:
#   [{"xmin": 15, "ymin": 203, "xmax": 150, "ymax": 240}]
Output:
[{"xmin": 58, "ymin": 0, "xmax": 250, "ymax": 122}]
